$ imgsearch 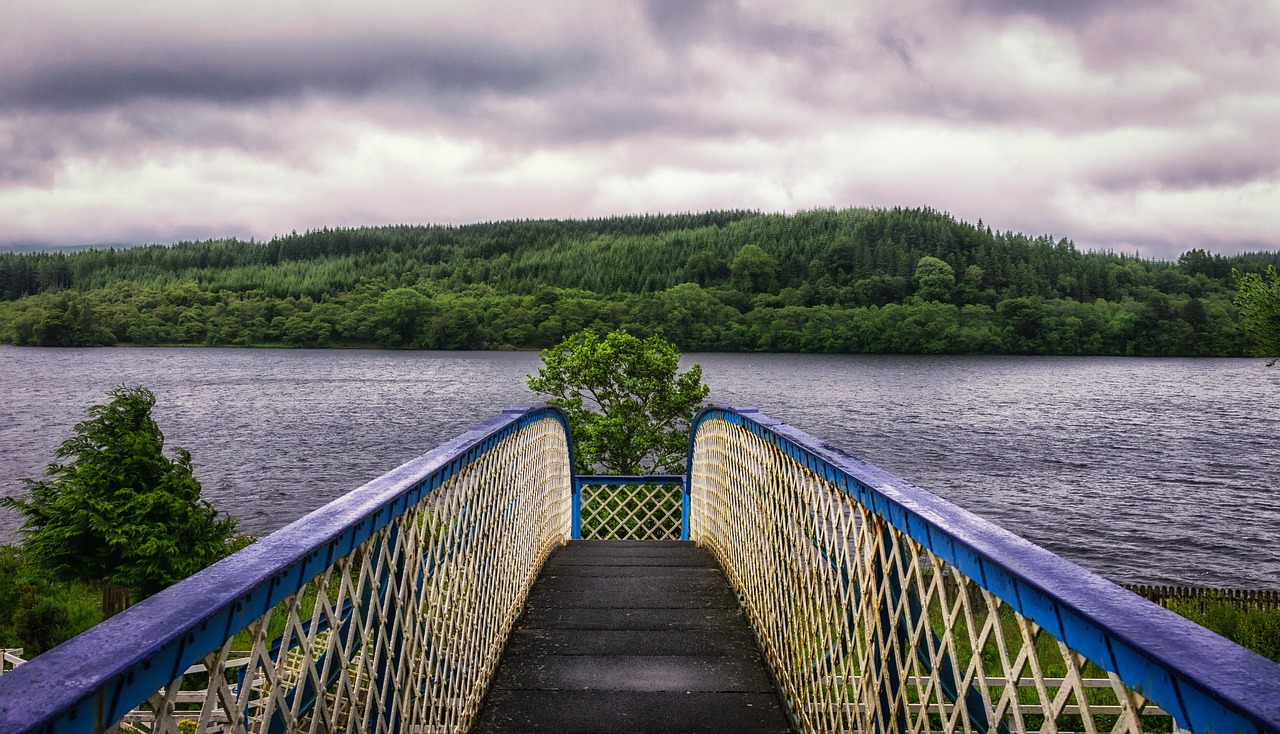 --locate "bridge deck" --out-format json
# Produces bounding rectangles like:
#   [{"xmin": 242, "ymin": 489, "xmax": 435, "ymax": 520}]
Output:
[{"xmin": 474, "ymin": 540, "xmax": 792, "ymax": 734}]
